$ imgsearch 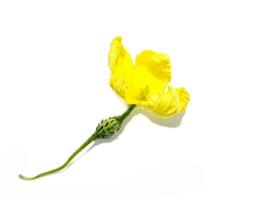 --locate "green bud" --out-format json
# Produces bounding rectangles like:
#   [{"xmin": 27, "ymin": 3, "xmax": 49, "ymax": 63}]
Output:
[{"xmin": 95, "ymin": 116, "xmax": 122, "ymax": 139}]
